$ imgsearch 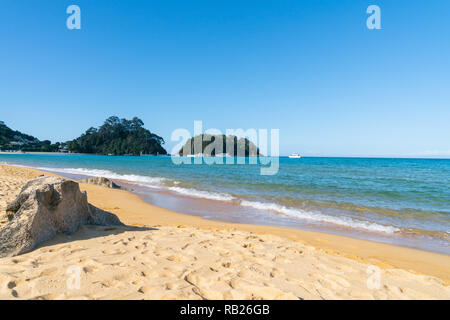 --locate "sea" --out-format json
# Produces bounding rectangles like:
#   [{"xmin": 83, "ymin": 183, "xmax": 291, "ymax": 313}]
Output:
[{"xmin": 1, "ymin": 154, "xmax": 449, "ymax": 255}]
